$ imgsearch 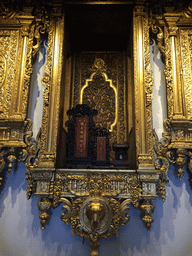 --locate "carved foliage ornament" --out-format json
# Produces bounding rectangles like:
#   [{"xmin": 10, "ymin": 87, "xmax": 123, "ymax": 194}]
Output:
[{"xmin": 150, "ymin": 1, "xmax": 192, "ymax": 183}]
